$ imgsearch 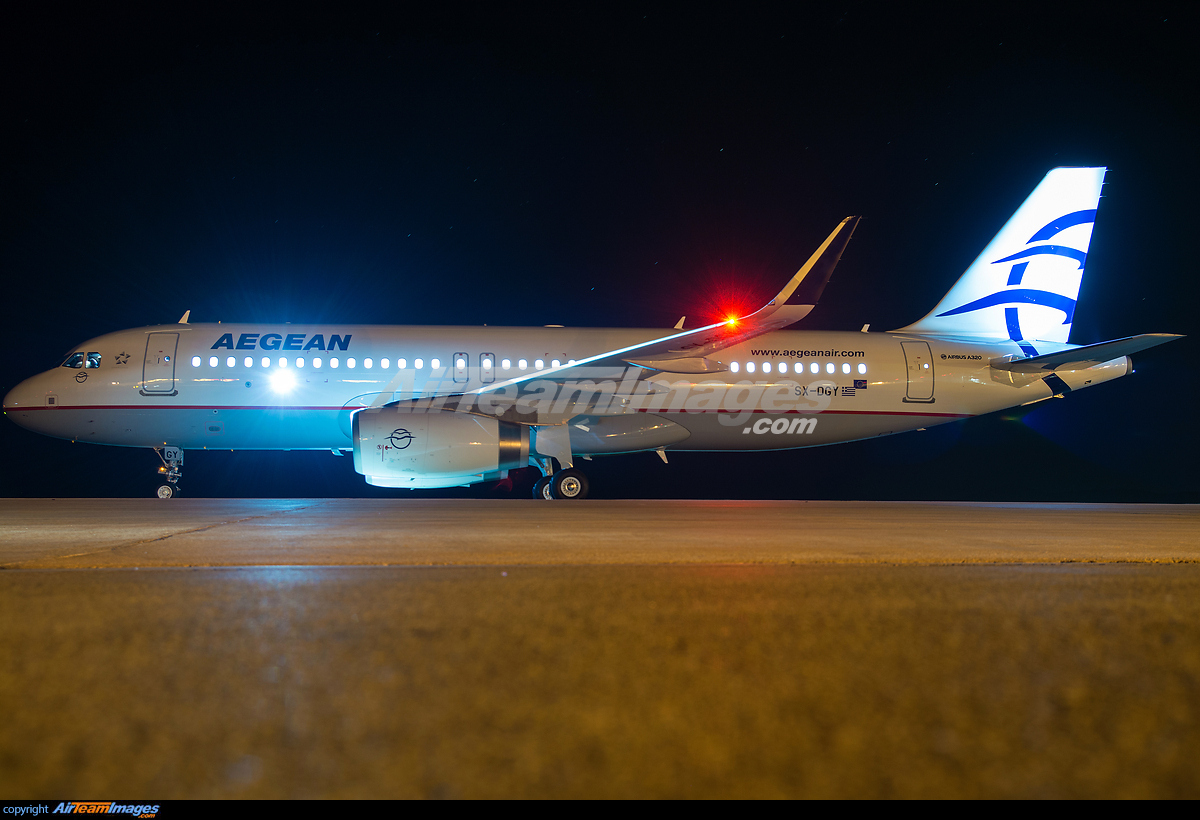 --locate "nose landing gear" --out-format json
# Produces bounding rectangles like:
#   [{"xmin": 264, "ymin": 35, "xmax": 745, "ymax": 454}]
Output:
[{"xmin": 153, "ymin": 446, "xmax": 183, "ymax": 498}]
